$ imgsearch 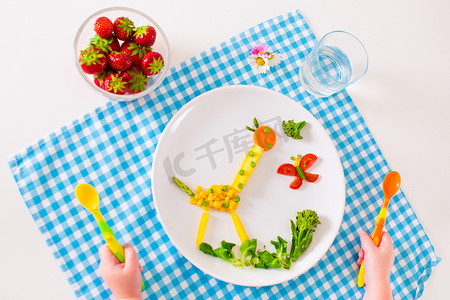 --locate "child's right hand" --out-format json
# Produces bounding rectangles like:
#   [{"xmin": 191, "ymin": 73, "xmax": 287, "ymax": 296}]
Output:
[
  {"xmin": 357, "ymin": 231, "xmax": 394, "ymax": 299},
  {"xmin": 99, "ymin": 243, "xmax": 142, "ymax": 300}
]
